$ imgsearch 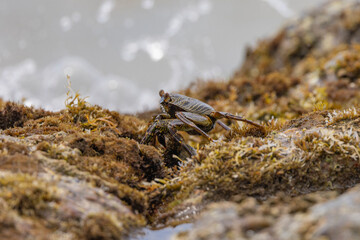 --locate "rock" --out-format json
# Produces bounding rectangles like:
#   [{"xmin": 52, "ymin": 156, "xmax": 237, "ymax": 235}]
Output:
[
  {"xmin": 173, "ymin": 190, "xmax": 348, "ymax": 240},
  {"xmin": 273, "ymin": 185, "xmax": 360, "ymax": 240},
  {"xmin": 0, "ymin": 96, "xmax": 162, "ymax": 239}
]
